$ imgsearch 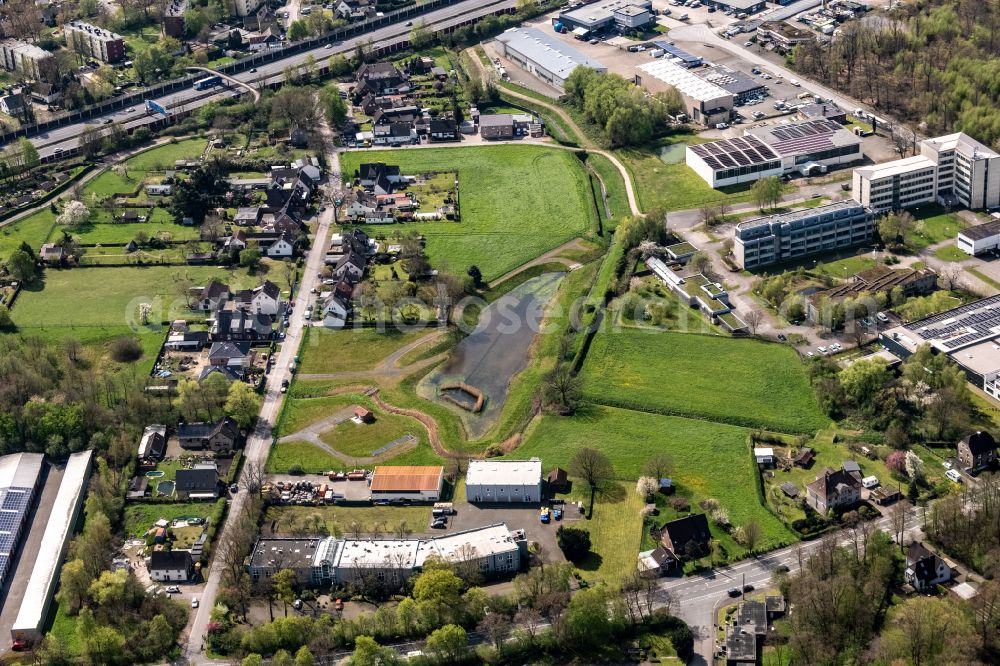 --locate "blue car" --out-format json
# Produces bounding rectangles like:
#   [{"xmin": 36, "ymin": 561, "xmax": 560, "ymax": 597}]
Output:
[
  {"xmin": 539, "ymin": 508, "xmax": 551, "ymax": 524},
  {"xmin": 553, "ymin": 508, "xmax": 563, "ymax": 521}
]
